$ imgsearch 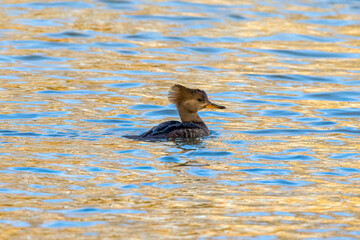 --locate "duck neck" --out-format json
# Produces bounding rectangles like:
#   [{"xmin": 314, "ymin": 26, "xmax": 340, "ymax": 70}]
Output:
[{"xmin": 177, "ymin": 105, "xmax": 203, "ymax": 123}]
